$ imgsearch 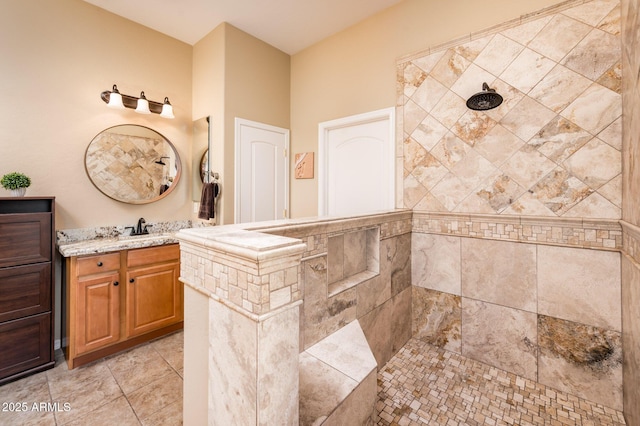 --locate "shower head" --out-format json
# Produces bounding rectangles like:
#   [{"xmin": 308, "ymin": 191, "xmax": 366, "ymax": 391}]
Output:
[
  {"xmin": 155, "ymin": 156, "xmax": 169, "ymax": 166},
  {"xmin": 466, "ymin": 82, "xmax": 503, "ymax": 111}
]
